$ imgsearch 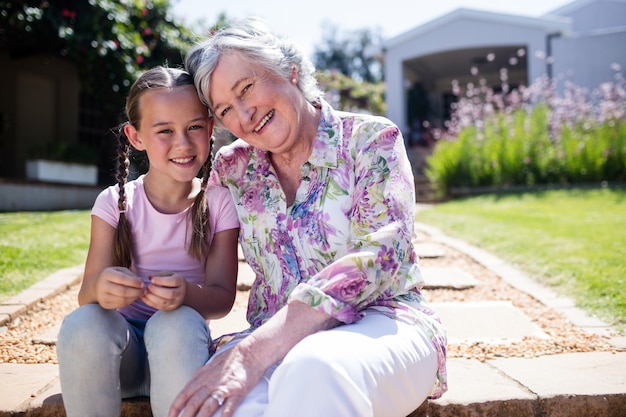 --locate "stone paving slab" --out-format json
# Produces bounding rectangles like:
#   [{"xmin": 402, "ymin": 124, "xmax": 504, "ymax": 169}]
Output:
[
  {"xmin": 431, "ymin": 301, "xmax": 549, "ymax": 343},
  {"xmin": 430, "ymin": 358, "xmax": 536, "ymax": 405},
  {"xmin": 491, "ymin": 352, "xmax": 626, "ymax": 397},
  {"xmin": 415, "ymin": 222, "xmax": 625, "ymax": 348},
  {"xmin": 0, "ymin": 363, "xmax": 59, "ymax": 412},
  {"xmin": 0, "ymin": 266, "xmax": 82, "ymax": 327},
  {"xmin": 210, "ymin": 303, "xmax": 250, "ymax": 339},
  {"xmin": 236, "ymin": 260, "xmax": 256, "ymax": 289},
  {"xmin": 28, "ymin": 377, "xmax": 62, "ymax": 409},
  {"xmin": 413, "ymin": 242, "xmax": 446, "ymax": 258},
  {"xmin": 421, "ymin": 266, "xmax": 481, "ymax": 290}
]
